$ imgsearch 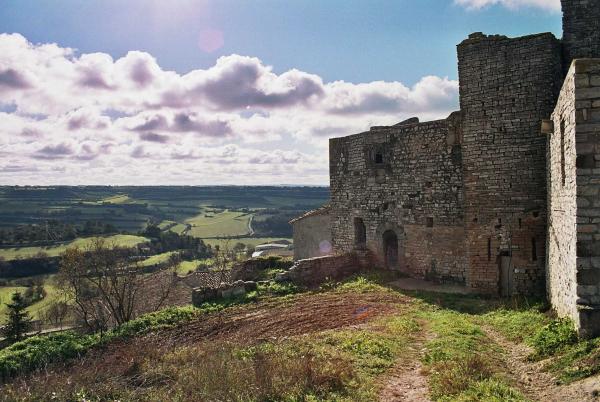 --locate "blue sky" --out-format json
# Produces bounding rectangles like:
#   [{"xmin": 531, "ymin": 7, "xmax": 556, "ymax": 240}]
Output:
[
  {"xmin": 1, "ymin": 0, "xmax": 561, "ymax": 84},
  {"xmin": 0, "ymin": 0, "xmax": 563, "ymax": 185}
]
